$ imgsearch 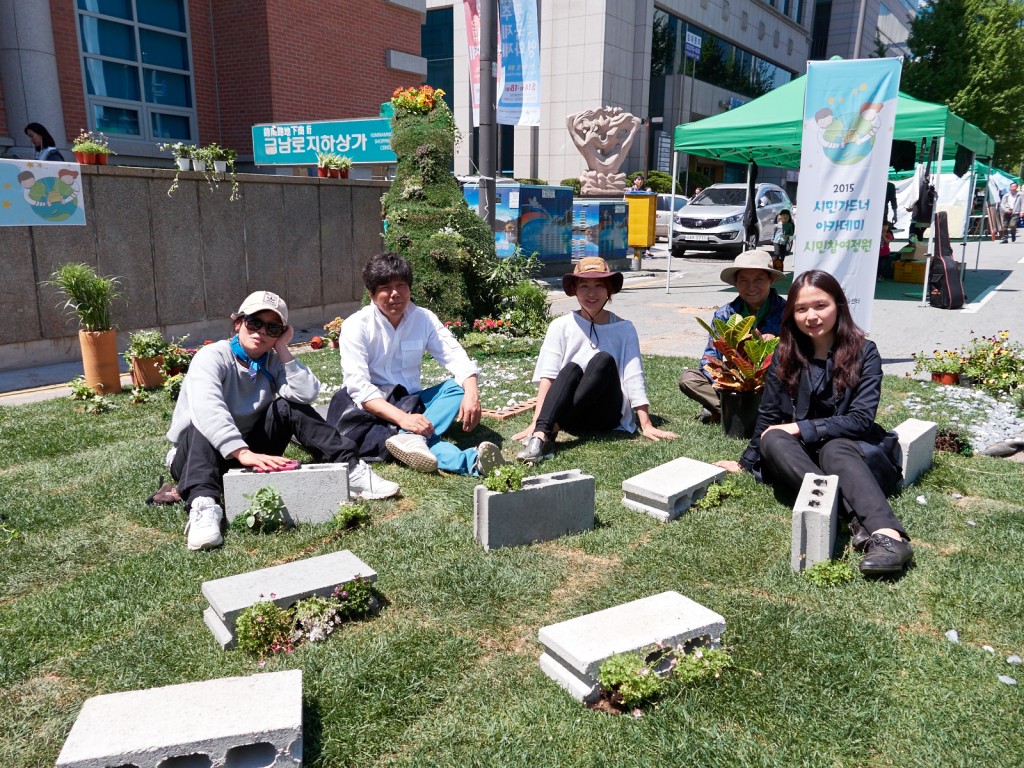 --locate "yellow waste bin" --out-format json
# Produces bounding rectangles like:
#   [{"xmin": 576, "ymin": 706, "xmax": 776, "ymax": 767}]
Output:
[{"xmin": 625, "ymin": 192, "xmax": 656, "ymax": 250}]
